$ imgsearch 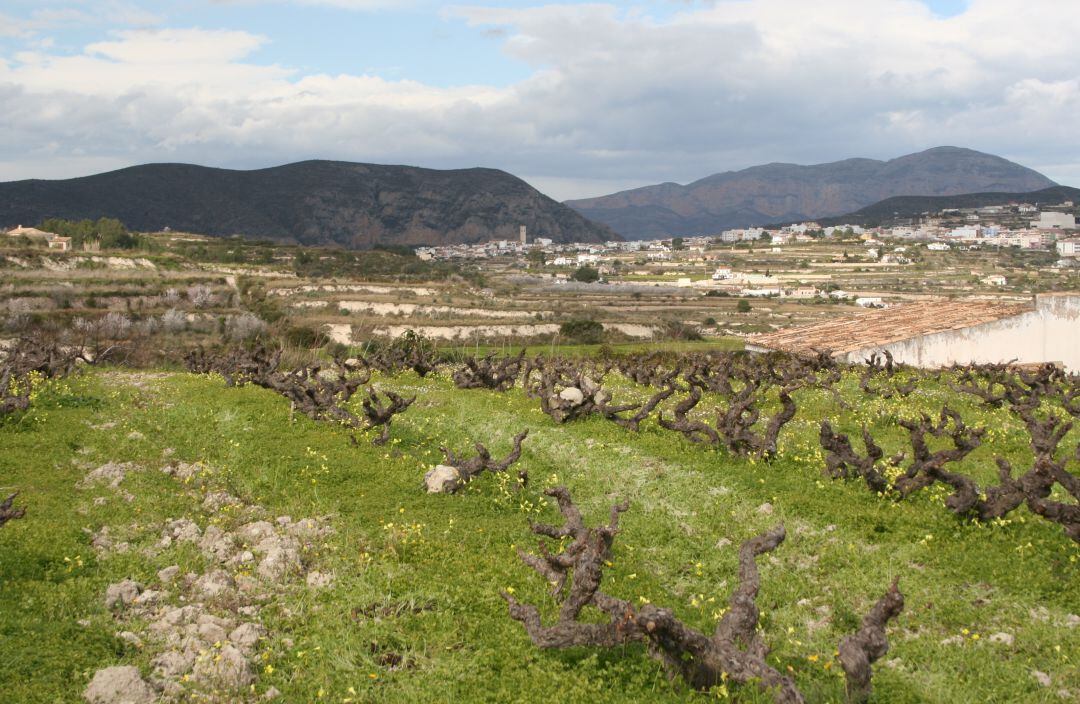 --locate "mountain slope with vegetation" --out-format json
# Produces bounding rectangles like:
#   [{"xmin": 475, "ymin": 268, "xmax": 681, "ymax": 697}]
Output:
[
  {"xmin": 566, "ymin": 147, "xmax": 1057, "ymax": 238},
  {"xmin": 818, "ymin": 185, "xmax": 1080, "ymax": 227},
  {"xmin": 0, "ymin": 161, "xmax": 617, "ymax": 248}
]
